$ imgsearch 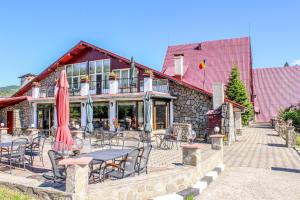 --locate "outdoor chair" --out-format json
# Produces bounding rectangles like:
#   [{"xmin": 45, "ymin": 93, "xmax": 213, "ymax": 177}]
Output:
[
  {"xmin": 103, "ymin": 148, "xmax": 140, "ymax": 180},
  {"xmin": 136, "ymin": 144, "xmax": 152, "ymax": 175},
  {"xmin": 89, "ymin": 159, "xmax": 105, "ymax": 183},
  {"xmin": 122, "ymin": 137, "xmax": 140, "ymax": 149},
  {"xmin": 138, "ymin": 131, "xmax": 151, "ymax": 146},
  {"xmin": 164, "ymin": 127, "xmax": 182, "ymax": 149},
  {"xmin": 51, "ymin": 141, "xmax": 69, "ymax": 156},
  {"xmin": 25, "ymin": 135, "xmax": 46, "ymax": 166},
  {"xmin": 2, "ymin": 138, "xmax": 28, "ymax": 173},
  {"xmin": 43, "ymin": 150, "xmax": 66, "ymax": 183},
  {"xmin": 93, "ymin": 128, "xmax": 105, "ymax": 147}
]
